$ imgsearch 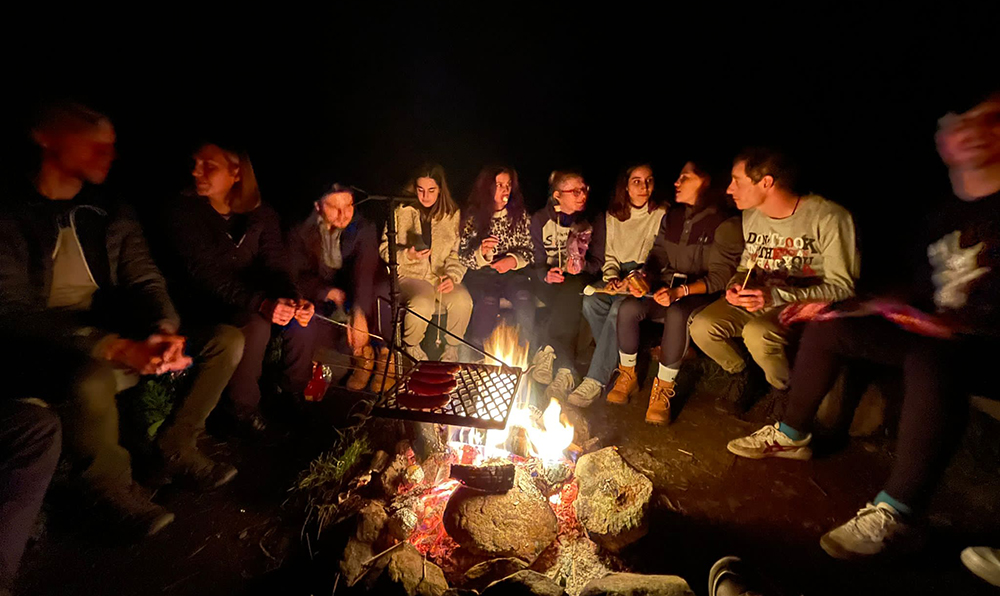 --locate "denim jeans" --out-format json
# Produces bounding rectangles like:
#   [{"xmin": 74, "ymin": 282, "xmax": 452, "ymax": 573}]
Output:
[{"xmin": 581, "ymin": 293, "xmax": 626, "ymax": 384}]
